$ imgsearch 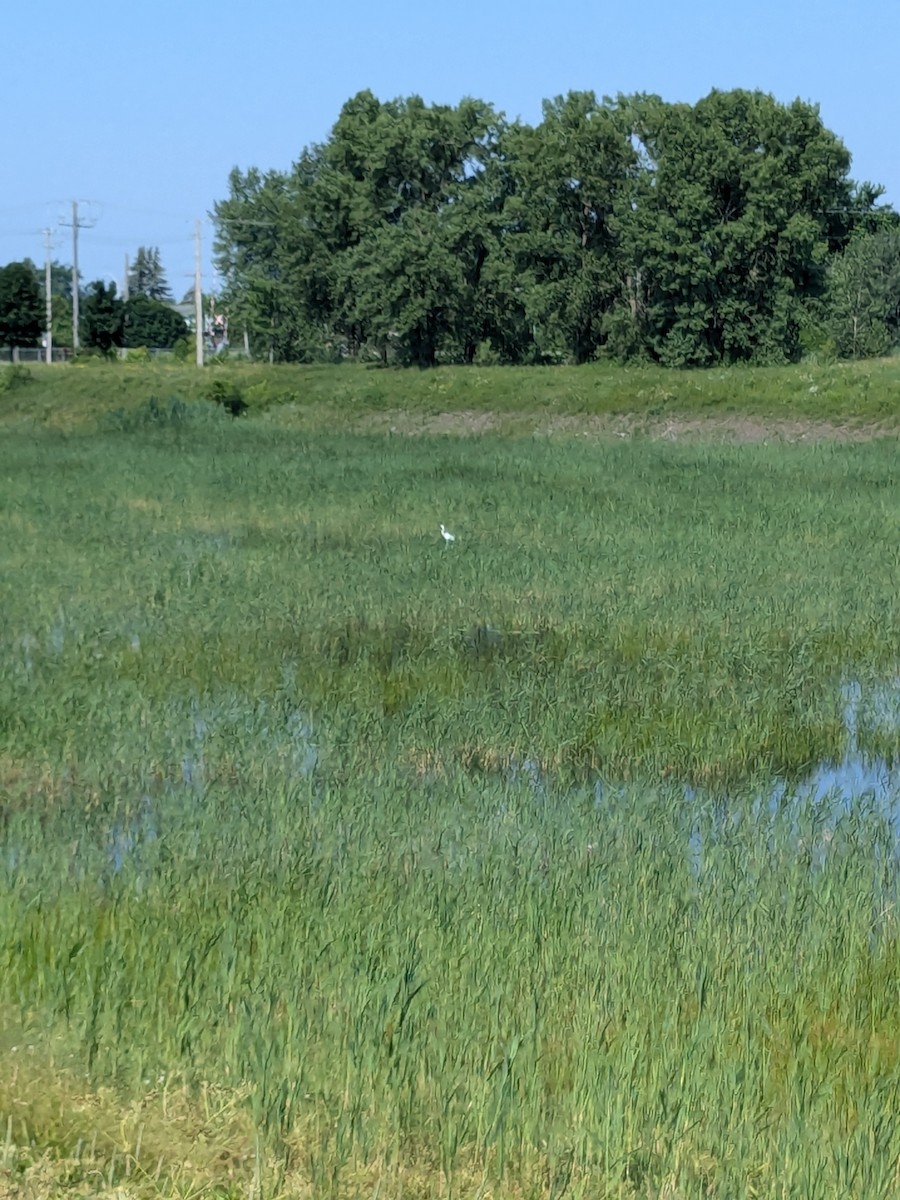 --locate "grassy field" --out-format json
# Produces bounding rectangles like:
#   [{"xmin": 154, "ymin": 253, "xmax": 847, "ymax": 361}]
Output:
[{"xmin": 1, "ymin": 363, "xmax": 900, "ymax": 1197}]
